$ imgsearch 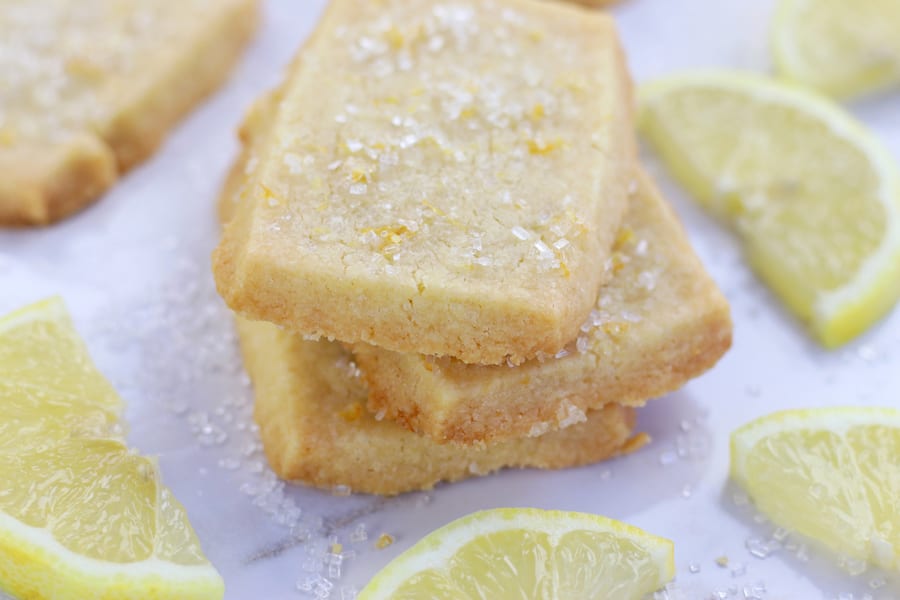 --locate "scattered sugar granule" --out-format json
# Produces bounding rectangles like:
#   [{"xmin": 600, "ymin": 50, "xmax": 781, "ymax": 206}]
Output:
[
  {"xmin": 511, "ymin": 225, "xmax": 530, "ymax": 240},
  {"xmin": 528, "ymin": 422, "xmax": 551, "ymax": 437},
  {"xmin": 556, "ymin": 400, "xmax": 586, "ymax": 428},
  {"xmin": 349, "ymin": 524, "xmax": 368, "ymax": 543}
]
